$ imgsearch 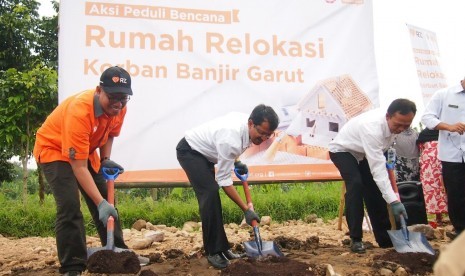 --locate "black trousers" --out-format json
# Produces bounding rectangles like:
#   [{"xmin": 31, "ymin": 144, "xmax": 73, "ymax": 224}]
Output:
[
  {"xmin": 329, "ymin": 152, "xmax": 393, "ymax": 247},
  {"xmin": 176, "ymin": 138, "xmax": 230, "ymax": 255},
  {"xmin": 40, "ymin": 161, "xmax": 127, "ymax": 273},
  {"xmin": 442, "ymin": 161, "xmax": 465, "ymax": 234}
]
